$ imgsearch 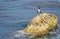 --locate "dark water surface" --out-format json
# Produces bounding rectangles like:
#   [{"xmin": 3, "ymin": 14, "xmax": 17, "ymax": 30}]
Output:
[{"xmin": 0, "ymin": 0, "xmax": 60, "ymax": 39}]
